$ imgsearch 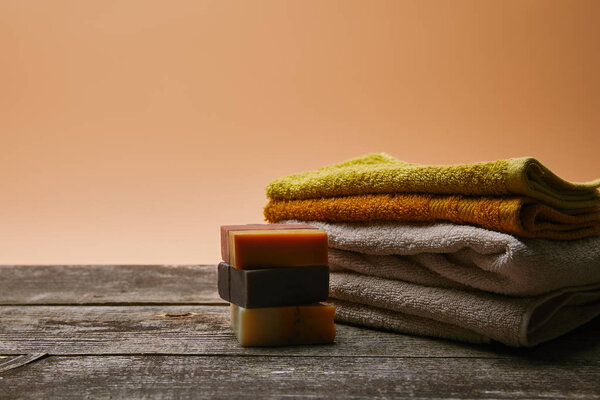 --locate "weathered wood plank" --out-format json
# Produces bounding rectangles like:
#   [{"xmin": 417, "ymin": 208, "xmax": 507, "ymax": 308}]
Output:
[
  {"xmin": 0, "ymin": 304, "xmax": 492, "ymax": 358},
  {"xmin": 0, "ymin": 353, "xmax": 46, "ymax": 373},
  {"xmin": 1, "ymin": 305, "xmax": 599, "ymax": 360},
  {"xmin": 2, "ymin": 264, "xmax": 598, "ymax": 399},
  {"xmin": 1, "ymin": 355, "xmax": 598, "ymax": 399},
  {"xmin": 0, "ymin": 265, "xmax": 223, "ymax": 305}
]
